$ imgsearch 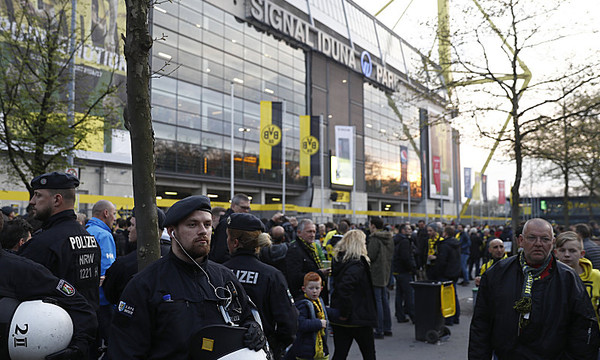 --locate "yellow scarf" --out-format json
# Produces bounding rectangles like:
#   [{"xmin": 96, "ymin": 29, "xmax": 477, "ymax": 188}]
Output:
[
  {"xmin": 428, "ymin": 234, "xmax": 441, "ymax": 256},
  {"xmin": 305, "ymin": 294, "xmax": 326, "ymax": 358}
]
